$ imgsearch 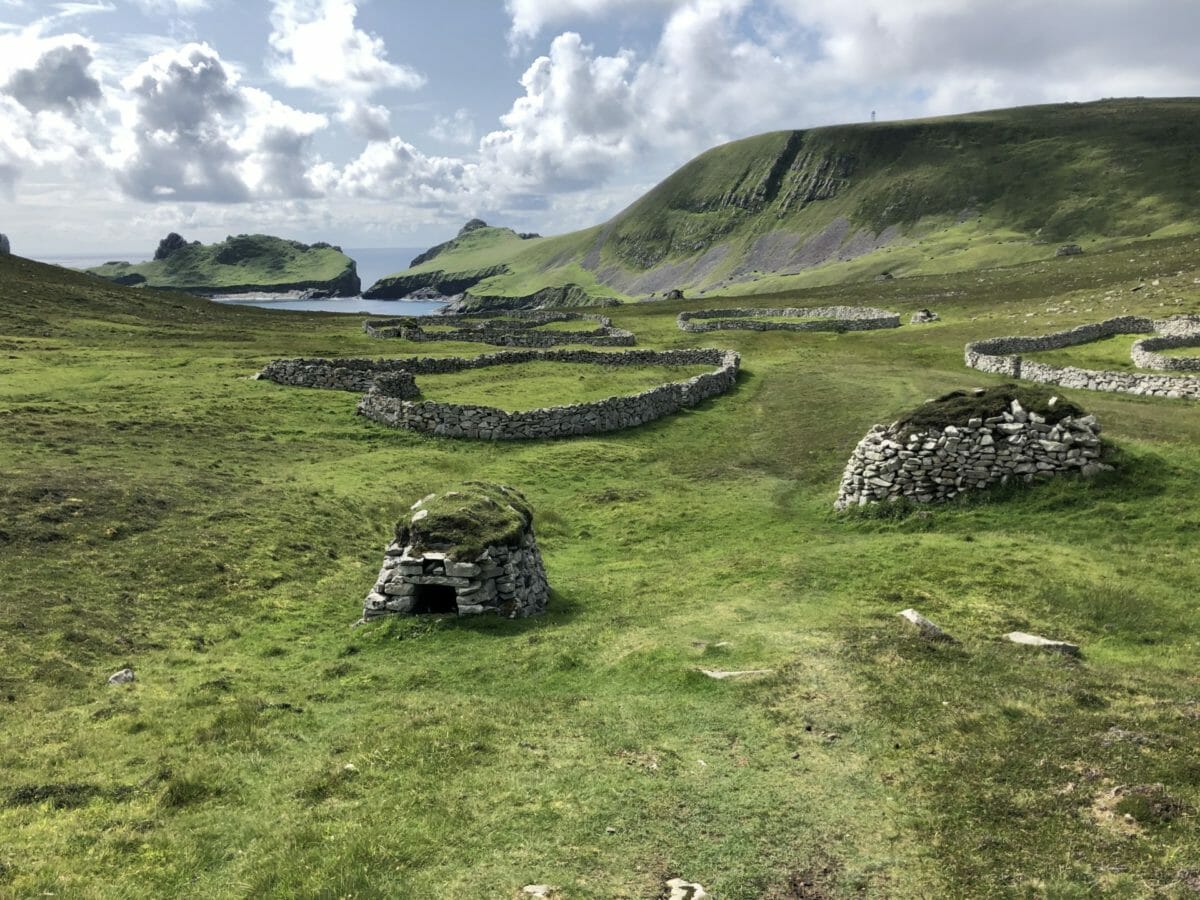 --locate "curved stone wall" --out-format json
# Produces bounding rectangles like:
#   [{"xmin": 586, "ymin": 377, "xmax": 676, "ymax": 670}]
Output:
[
  {"xmin": 363, "ymin": 310, "xmax": 635, "ymax": 347},
  {"xmin": 965, "ymin": 316, "xmax": 1200, "ymax": 399},
  {"xmin": 836, "ymin": 405, "xmax": 1105, "ymax": 509},
  {"xmin": 678, "ymin": 305, "xmax": 901, "ymax": 333},
  {"xmin": 259, "ymin": 348, "xmax": 741, "ymax": 440},
  {"xmin": 1130, "ymin": 334, "xmax": 1200, "ymax": 372}
]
